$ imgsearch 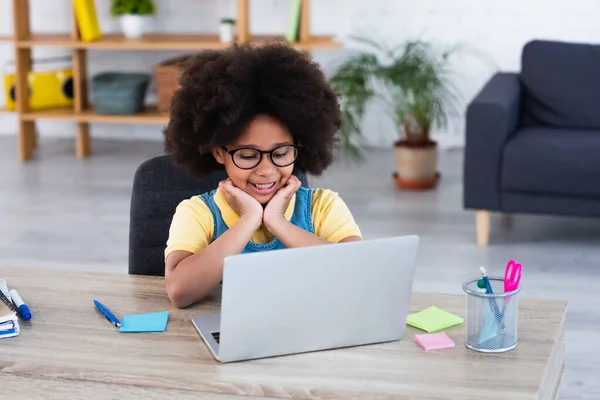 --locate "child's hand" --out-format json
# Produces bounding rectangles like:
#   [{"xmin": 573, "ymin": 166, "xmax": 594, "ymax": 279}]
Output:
[
  {"xmin": 219, "ymin": 179, "xmax": 263, "ymax": 223},
  {"xmin": 263, "ymin": 176, "xmax": 302, "ymax": 231}
]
